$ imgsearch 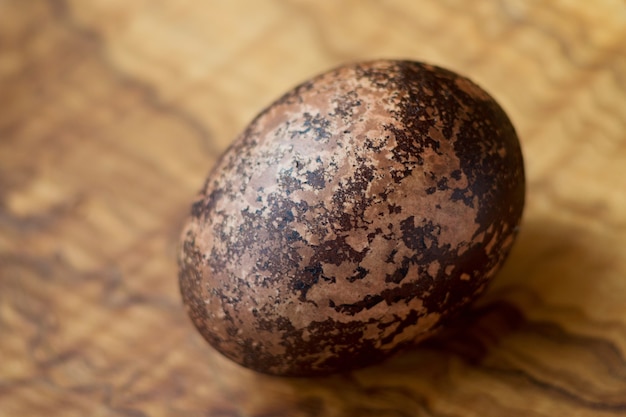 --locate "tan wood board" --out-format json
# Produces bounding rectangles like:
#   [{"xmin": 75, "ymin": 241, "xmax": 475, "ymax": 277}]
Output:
[{"xmin": 1, "ymin": 1, "xmax": 626, "ymax": 416}]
